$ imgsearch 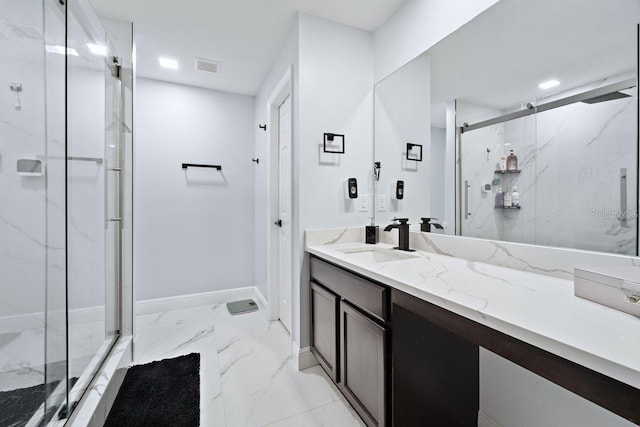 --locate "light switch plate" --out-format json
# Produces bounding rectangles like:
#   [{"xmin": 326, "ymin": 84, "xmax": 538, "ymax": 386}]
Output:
[
  {"xmin": 358, "ymin": 194, "xmax": 369, "ymax": 212},
  {"xmin": 377, "ymin": 195, "xmax": 387, "ymax": 212}
]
